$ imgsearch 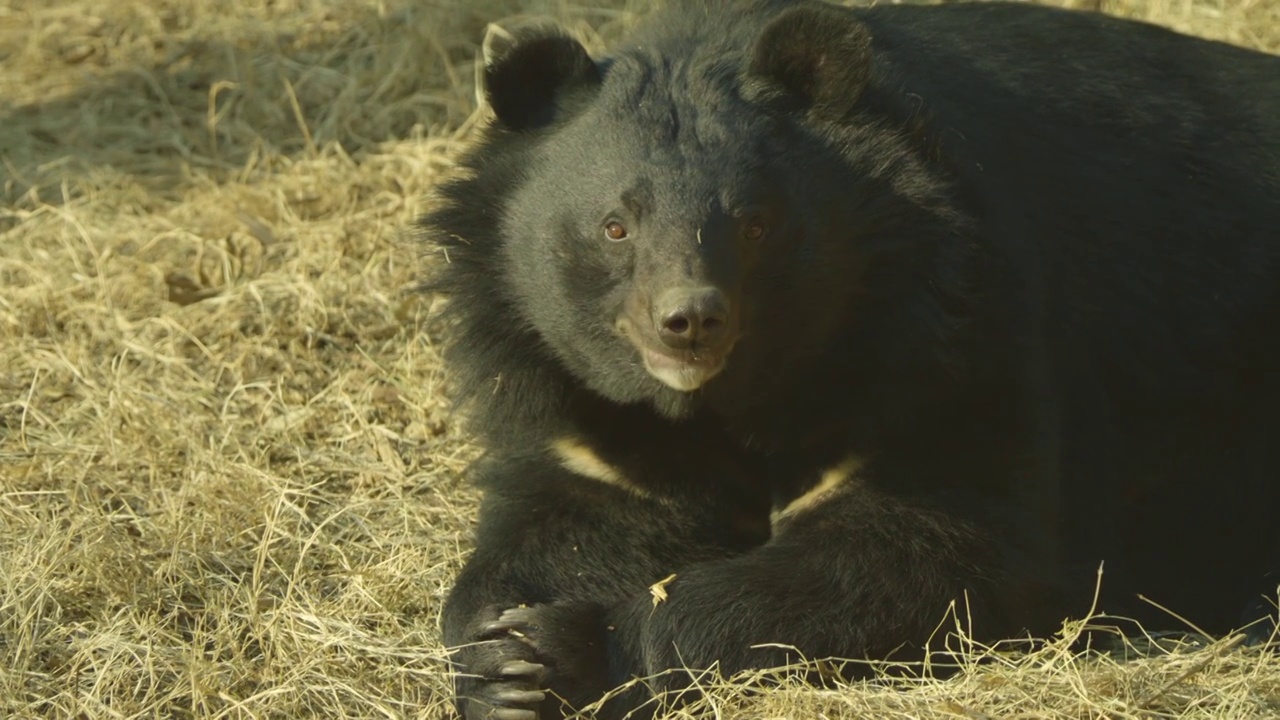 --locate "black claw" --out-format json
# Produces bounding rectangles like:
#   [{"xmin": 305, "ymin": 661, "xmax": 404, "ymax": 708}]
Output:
[
  {"xmin": 498, "ymin": 660, "xmax": 546, "ymax": 679},
  {"xmin": 480, "ymin": 607, "xmax": 545, "ymax": 640},
  {"xmin": 494, "ymin": 688, "xmax": 547, "ymax": 704},
  {"xmin": 490, "ymin": 709, "xmax": 537, "ymax": 720},
  {"xmin": 482, "ymin": 620, "xmax": 522, "ymax": 635},
  {"xmin": 498, "ymin": 607, "xmax": 540, "ymax": 624}
]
